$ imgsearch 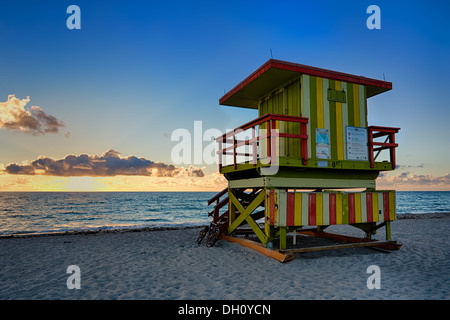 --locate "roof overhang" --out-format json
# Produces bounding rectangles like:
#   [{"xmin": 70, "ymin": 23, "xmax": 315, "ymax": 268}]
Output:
[{"xmin": 219, "ymin": 59, "xmax": 392, "ymax": 109}]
